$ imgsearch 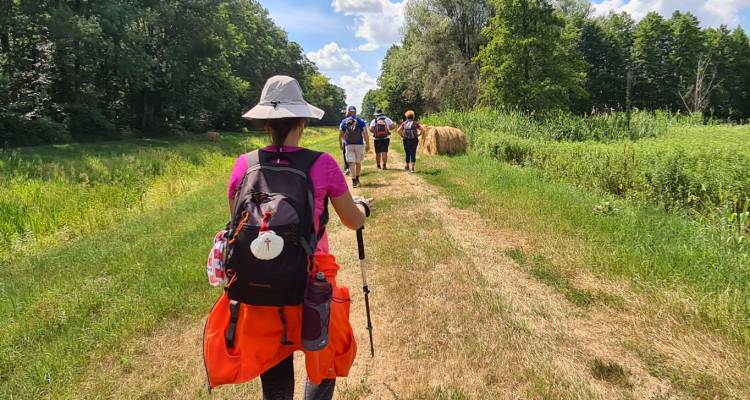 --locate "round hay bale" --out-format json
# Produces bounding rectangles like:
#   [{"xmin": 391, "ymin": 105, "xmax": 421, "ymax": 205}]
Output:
[
  {"xmin": 419, "ymin": 125, "xmax": 438, "ymax": 155},
  {"xmin": 207, "ymin": 131, "xmax": 221, "ymax": 142},
  {"xmin": 418, "ymin": 125, "xmax": 466, "ymax": 155}
]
